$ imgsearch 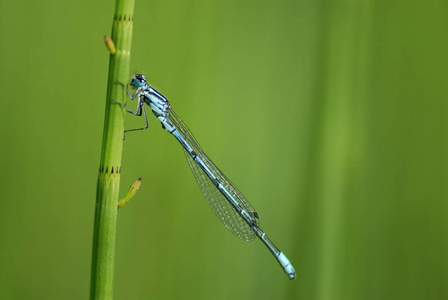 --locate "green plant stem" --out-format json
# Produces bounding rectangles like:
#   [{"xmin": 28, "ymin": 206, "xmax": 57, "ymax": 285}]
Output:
[{"xmin": 90, "ymin": 0, "xmax": 135, "ymax": 299}]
